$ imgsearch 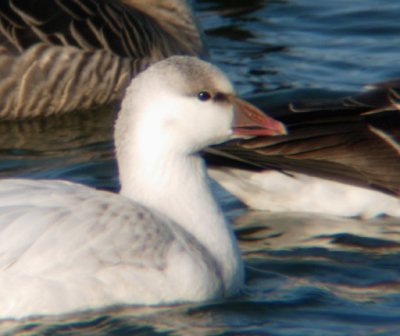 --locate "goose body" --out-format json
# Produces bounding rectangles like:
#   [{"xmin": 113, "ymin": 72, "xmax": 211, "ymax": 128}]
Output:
[
  {"xmin": 208, "ymin": 83, "xmax": 400, "ymax": 218},
  {"xmin": 0, "ymin": 0, "xmax": 205, "ymax": 118},
  {"xmin": 209, "ymin": 168, "xmax": 400, "ymax": 218},
  {"xmin": 0, "ymin": 179, "xmax": 232, "ymax": 317},
  {"xmin": 0, "ymin": 56, "xmax": 285, "ymax": 319}
]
